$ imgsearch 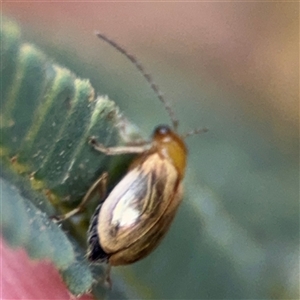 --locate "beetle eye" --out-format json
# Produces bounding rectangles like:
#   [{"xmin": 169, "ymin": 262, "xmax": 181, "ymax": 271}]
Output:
[{"xmin": 154, "ymin": 125, "xmax": 171, "ymax": 136}]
